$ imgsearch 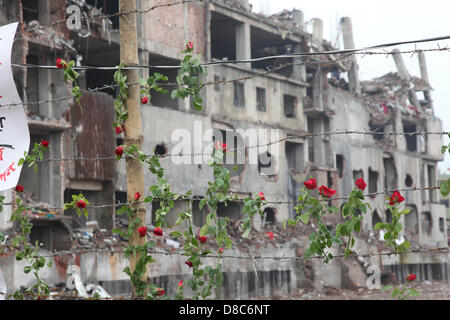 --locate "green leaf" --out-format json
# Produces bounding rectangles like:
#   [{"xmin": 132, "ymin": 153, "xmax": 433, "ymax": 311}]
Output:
[
  {"xmin": 381, "ymin": 285, "xmax": 393, "ymax": 291},
  {"xmin": 170, "ymin": 231, "xmax": 182, "ymax": 238},
  {"xmin": 242, "ymin": 228, "xmax": 251, "ymax": 238},
  {"xmin": 440, "ymin": 180, "xmax": 449, "ymax": 196},
  {"xmin": 374, "ymin": 222, "xmax": 386, "ymax": 230},
  {"xmin": 201, "ymin": 249, "xmax": 212, "ymax": 256},
  {"xmin": 199, "ymin": 224, "xmax": 209, "ymax": 237},
  {"xmin": 299, "ymin": 213, "xmax": 309, "ymax": 224}
]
